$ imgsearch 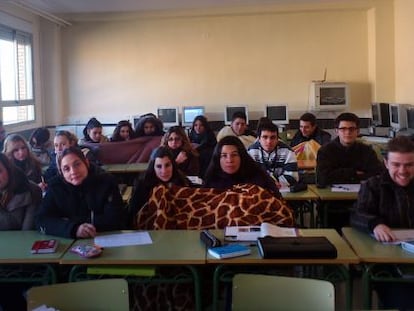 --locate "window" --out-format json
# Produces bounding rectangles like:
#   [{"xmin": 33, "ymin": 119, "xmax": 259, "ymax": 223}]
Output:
[{"xmin": 0, "ymin": 24, "xmax": 34, "ymax": 125}]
